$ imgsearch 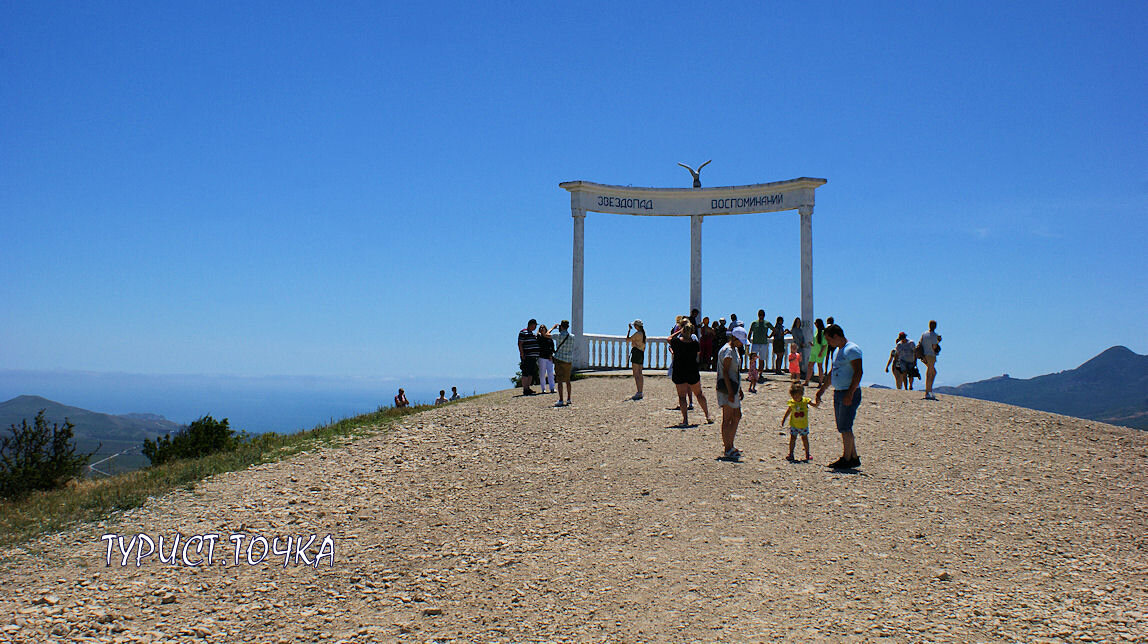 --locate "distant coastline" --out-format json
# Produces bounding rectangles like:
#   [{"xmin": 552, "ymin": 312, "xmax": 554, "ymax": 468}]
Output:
[{"xmin": 0, "ymin": 370, "xmax": 507, "ymax": 434}]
